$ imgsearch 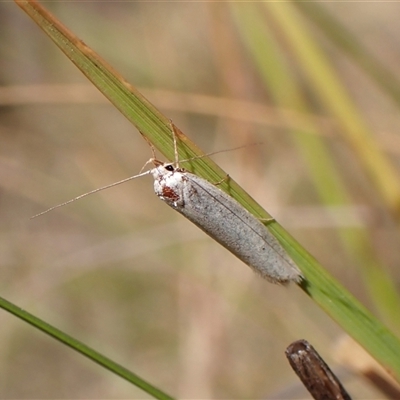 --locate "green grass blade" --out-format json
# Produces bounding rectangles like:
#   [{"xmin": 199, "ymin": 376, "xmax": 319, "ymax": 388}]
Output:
[
  {"xmin": 16, "ymin": 0, "xmax": 400, "ymax": 385},
  {"xmin": 262, "ymin": 2, "xmax": 400, "ymax": 332},
  {"xmin": 228, "ymin": 2, "xmax": 400, "ymax": 379},
  {"xmin": 230, "ymin": 2, "xmax": 400, "ymax": 333},
  {"xmin": 0, "ymin": 295, "xmax": 174, "ymax": 400},
  {"xmin": 14, "ymin": 0, "xmax": 271, "ymax": 221}
]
